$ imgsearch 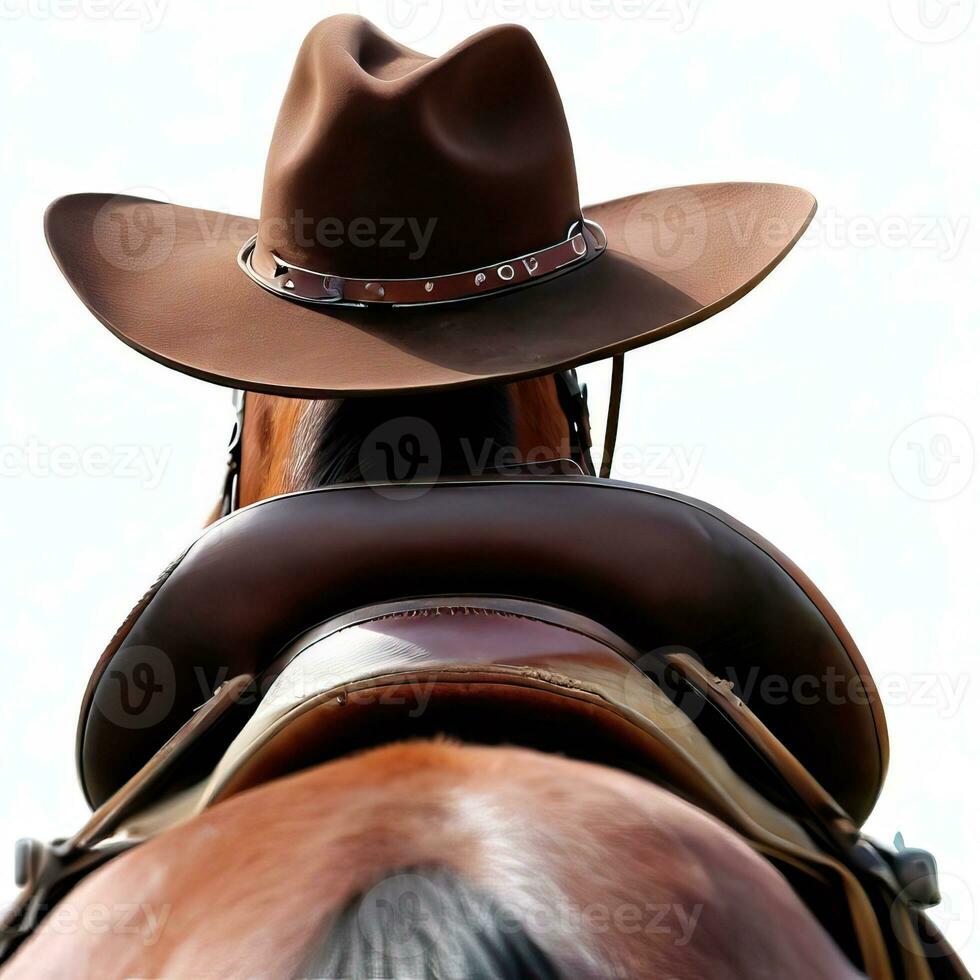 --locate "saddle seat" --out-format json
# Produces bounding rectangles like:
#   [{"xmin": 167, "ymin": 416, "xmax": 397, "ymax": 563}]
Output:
[
  {"xmin": 194, "ymin": 599, "xmax": 819, "ymax": 851},
  {"xmin": 79, "ymin": 475, "xmax": 888, "ymax": 825}
]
